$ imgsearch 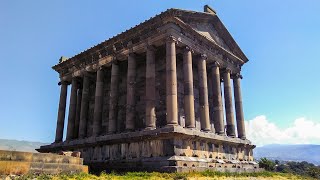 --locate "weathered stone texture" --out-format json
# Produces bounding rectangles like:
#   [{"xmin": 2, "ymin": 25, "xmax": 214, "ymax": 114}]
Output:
[
  {"xmin": 0, "ymin": 150, "xmax": 88, "ymax": 175},
  {"xmin": 155, "ymin": 51, "xmax": 167, "ymax": 128},
  {"xmin": 101, "ymin": 69, "xmax": 111, "ymax": 134},
  {"xmin": 41, "ymin": 6, "xmax": 258, "ymax": 173},
  {"xmin": 116, "ymin": 61, "xmax": 128, "ymax": 132}
]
